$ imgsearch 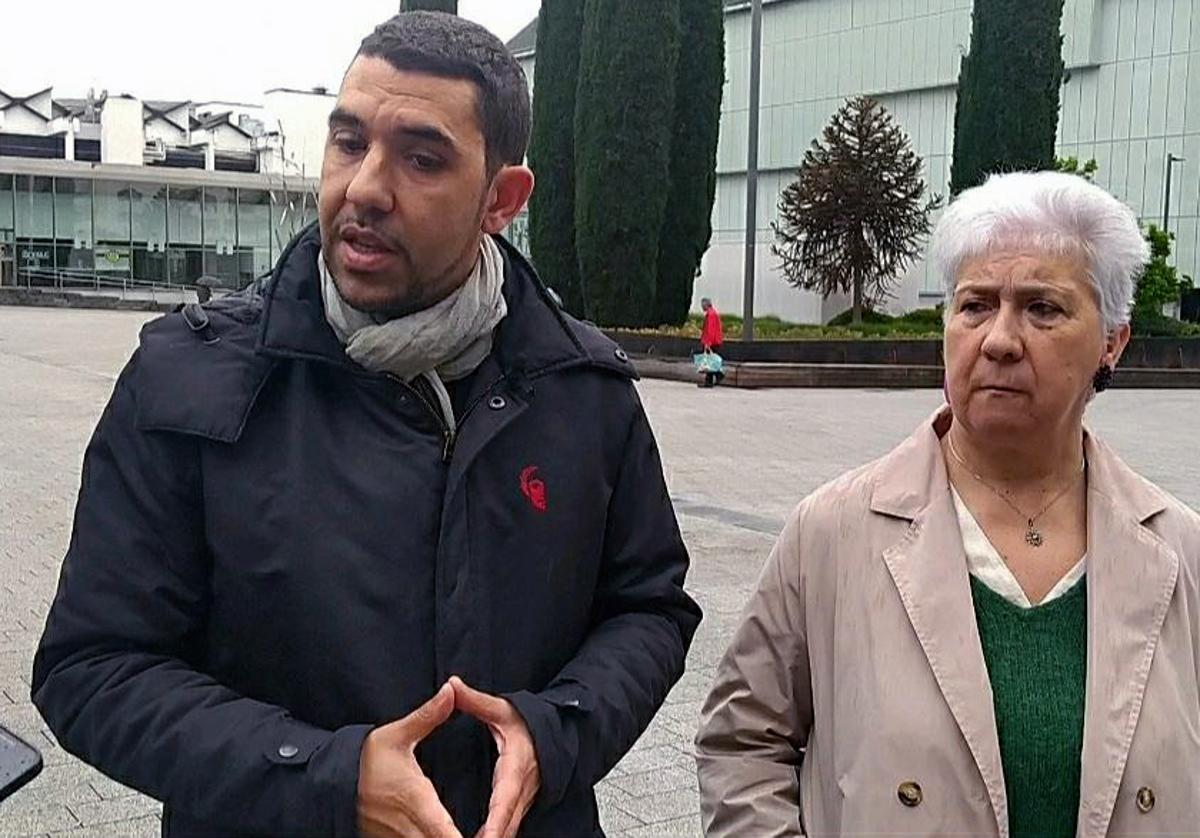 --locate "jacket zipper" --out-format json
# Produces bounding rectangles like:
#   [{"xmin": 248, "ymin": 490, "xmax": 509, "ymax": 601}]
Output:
[{"xmin": 383, "ymin": 373, "xmax": 456, "ymax": 462}]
